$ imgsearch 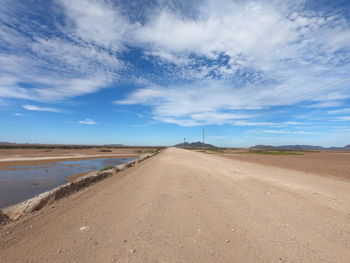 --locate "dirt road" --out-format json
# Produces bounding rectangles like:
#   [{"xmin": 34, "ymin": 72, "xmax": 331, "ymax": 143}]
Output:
[{"xmin": 1, "ymin": 147, "xmax": 349, "ymax": 262}]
